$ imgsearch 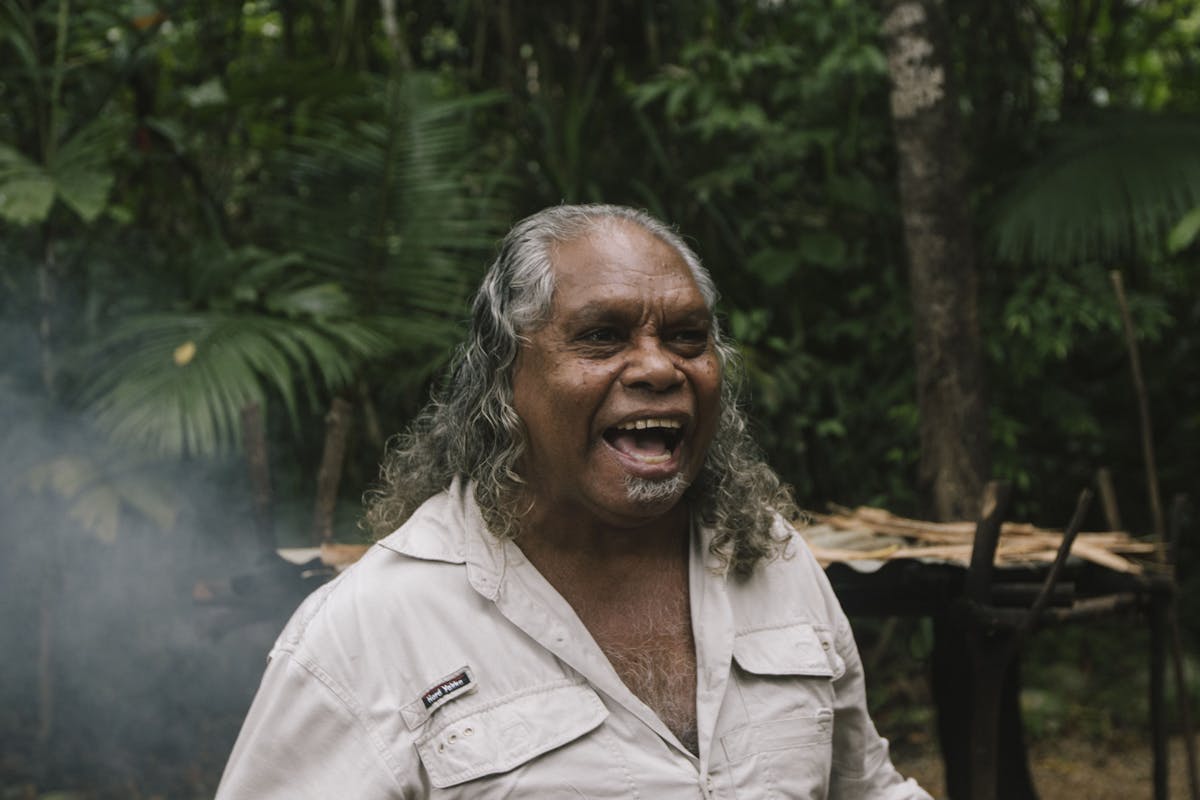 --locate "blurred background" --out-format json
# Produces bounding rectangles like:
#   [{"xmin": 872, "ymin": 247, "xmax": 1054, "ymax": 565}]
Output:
[{"xmin": 0, "ymin": 0, "xmax": 1198, "ymax": 797}]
